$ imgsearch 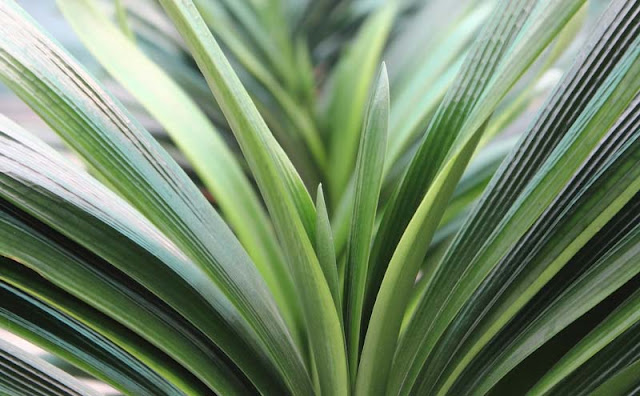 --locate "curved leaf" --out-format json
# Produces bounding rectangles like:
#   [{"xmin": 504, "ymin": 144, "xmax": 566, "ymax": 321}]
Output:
[
  {"xmin": 56, "ymin": 0, "xmax": 302, "ymax": 342},
  {"xmin": 0, "ymin": 337, "xmax": 99, "ymax": 396},
  {"xmin": 529, "ymin": 288, "xmax": 640, "ymax": 395},
  {"xmin": 366, "ymin": 0, "xmax": 576, "ymax": 325},
  {"xmin": 0, "ymin": 199, "xmax": 250, "ymax": 394},
  {"xmin": 422, "ymin": 95, "xmax": 640, "ymax": 396},
  {"xmin": 450, "ymin": 192, "xmax": 640, "ymax": 395},
  {"xmin": 156, "ymin": 0, "xmax": 347, "ymax": 393},
  {"xmin": 0, "ymin": 115, "xmax": 288, "ymax": 394},
  {"xmin": 0, "ymin": 264, "xmax": 205, "ymax": 396},
  {"xmin": 0, "ymin": 2, "xmax": 311, "ymax": 393},
  {"xmin": 394, "ymin": 28, "xmax": 640, "ymax": 395}
]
